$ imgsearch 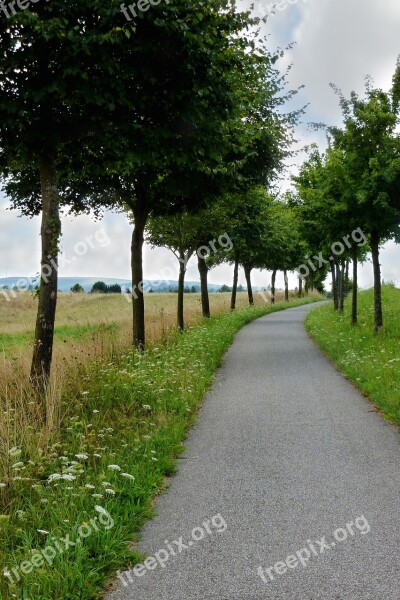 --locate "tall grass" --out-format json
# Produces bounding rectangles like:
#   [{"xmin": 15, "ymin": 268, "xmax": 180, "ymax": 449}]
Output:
[{"xmin": 306, "ymin": 284, "xmax": 400, "ymax": 424}]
